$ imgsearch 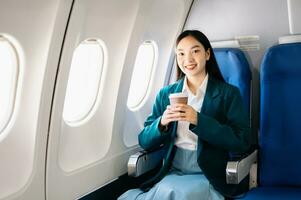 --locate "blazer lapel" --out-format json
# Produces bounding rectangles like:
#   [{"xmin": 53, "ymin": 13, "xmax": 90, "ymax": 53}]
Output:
[
  {"xmin": 201, "ymin": 76, "xmax": 221, "ymax": 115},
  {"xmin": 174, "ymin": 78, "xmax": 184, "ymax": 93}
]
